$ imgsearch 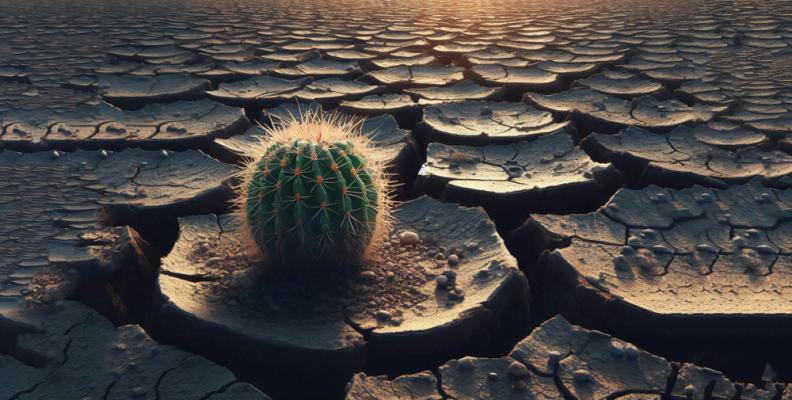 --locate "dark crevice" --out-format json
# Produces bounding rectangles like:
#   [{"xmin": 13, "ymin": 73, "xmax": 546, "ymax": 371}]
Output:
[
  {"xmin": 196, "ymin": 380, "xmax": 238, "ymax": 400},
  {"xmin": 8, "ymin": 379, "xmax": 47, "ymax": 400},
  {"xmin": 154, "ymin": 356, "xmax": 190, "ymax": 400},
  {"xmin": 431, "ymin": 368, "xmax": 454, "ymax": 400}
]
